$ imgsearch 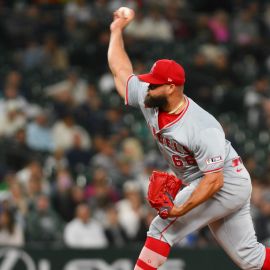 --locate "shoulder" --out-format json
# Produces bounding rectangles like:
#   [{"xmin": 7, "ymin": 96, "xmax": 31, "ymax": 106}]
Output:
[
  {"xmin": 187, "ymin": 98, "xmax": 221, "ymax": 129},
  {"xmin": 128, "ymin": 75, "xmax": 148, "ymax": 89},
  {"xmin": 66, "ymin": 219, "xmax": 80, "ymax": 229}
]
